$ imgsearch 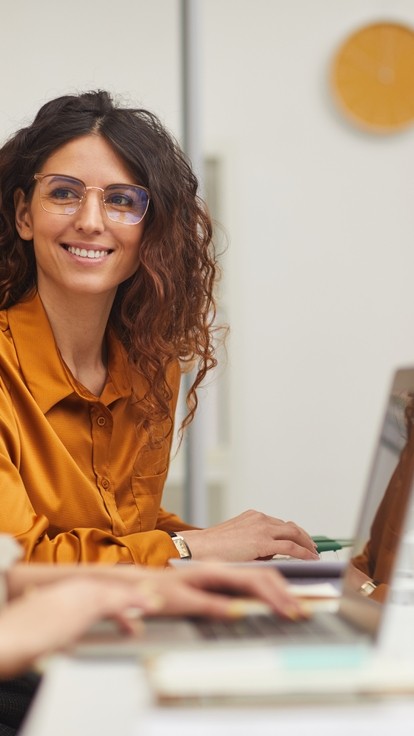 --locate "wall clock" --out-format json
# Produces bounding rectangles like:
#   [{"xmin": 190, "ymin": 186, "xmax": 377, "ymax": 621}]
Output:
[{"xmin": 331, "ymin": 21, "xmax": 414, "ymax": 133}]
